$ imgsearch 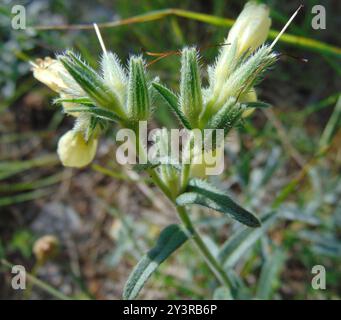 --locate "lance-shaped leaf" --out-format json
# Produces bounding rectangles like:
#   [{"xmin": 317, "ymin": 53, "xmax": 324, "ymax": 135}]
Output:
[
  {"xmin": 54, "ymin": 97, "xmax": 94, "ymax": 106},
  {"xmin": 66, "ymin": 106, "xmax": 123, "ymax": 123},
  {"xmin": 180, "ymin": 47, "xmax": 203, "ymax": 127},
  {"xmin": 101, "ymin": 52, "xmax": 127, "ymax": 103},
  {"xmin": 241, "ymin": 101, "xmax": 271, "ymax": 109},
  {"xmin": 123, "ymin": 224, "xmax": 188, "ymax": 300},
  {"xmin": 176, "ymin": 178, "xmax": 261, "ymax": 227},
  {"xmin": 206, "ymin": 98, "xmax": 244, "ymax": 137},
  {"xmin": 152, "ymin": 82, "xmax": 192, "ymax": 130},
  {"xmin": 256, "ymin": 248, "xmax": 286, "ymax": 300},
  {"xmin": 127, "ymin": 56, "xmax": 150, "ymax": 121},
  {"xmin": 214, "ymin": 46, "xmax": 277, "ymax": 111},
  {"xmin": 59, "ymin": 52, "xmax": 125, "ymax": 118}
]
